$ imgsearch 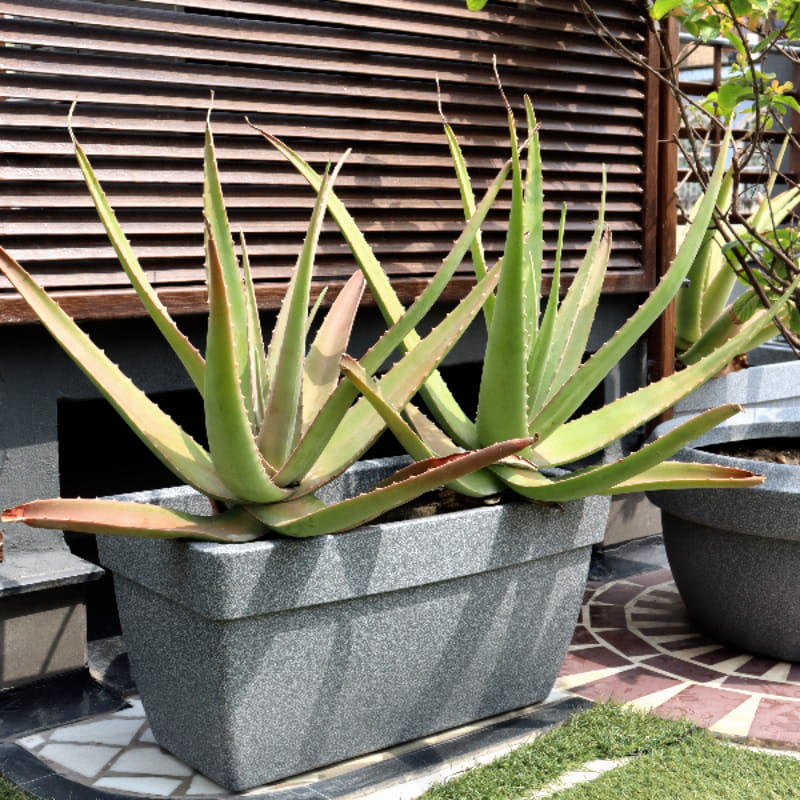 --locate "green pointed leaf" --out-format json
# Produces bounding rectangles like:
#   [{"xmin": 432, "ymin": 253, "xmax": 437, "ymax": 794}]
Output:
[
  {"xmin": 260, "ymin": 160, "xmax": 343, "ymax": 466},
  {"xmin": 530, "ymin": 129, "xmax": 733, "ymax": 439},
  {"xmin": 248, "ymin": 439, "xmax": 534, "ymax": 538},
  {"xmin": 607, "ymin": 461, "xmax": 765, "ymax": 492},
  {"xmin": 500, "ymin": 404, "xmax": 755, "ymax": 501},
  {"xmin": 299, "ymin": 259, "xmax": 502, "ymax": 490},
  {"xmin": 340, "ymin": 355, "xmax": 505, "ymax": 497},
  {"xmin": 2, "ymin": 498, "xmax": 266, "ymax": 543},
  {"xmin": 204, "ymin": 229, "xmax": 289, "ymax": 503},
  {"xmin": 0, "ymin": 246, "xmax": 234, "ymax": 500},
  {"xmin": 252, "ymin": 124, "xmax": 514, "ymax": 446},
  {"xmin": 303, "ymin": 272, "xmax": 365, "ymax": 433},
  {"xmin": 240, "ymin": 234, "xmax": 268, "ymax": 431},
  {"xmin": 203, "ymin": 120, "xmax": 250, "ymax": 407},
  {"xmin": 534, "ymin": 268, "xmax": 800, "ymax": 466},
  {"xmin": 71, "ymin": 134, "xmax": 206, "ymax": 394},
  {"xmin": 476, "ymin": 105, "xmax": 530, "ymax": 447}
]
